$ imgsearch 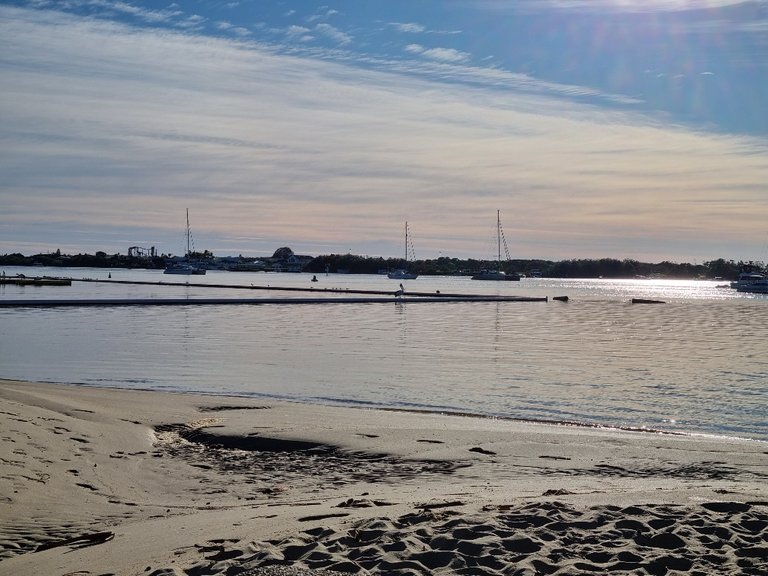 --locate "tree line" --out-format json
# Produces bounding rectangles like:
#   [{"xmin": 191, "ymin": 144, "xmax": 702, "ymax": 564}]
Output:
[
  {"xmin": 301, "ymin": 255, "xmax": 752, "ymax": 279},
  {"xmin": 0, "ymin": 250, "xmax": 760, "ymax": 280},
  {"xmin": 0, "ymin": 250, "xmax": 167, "ymax": 269}
]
